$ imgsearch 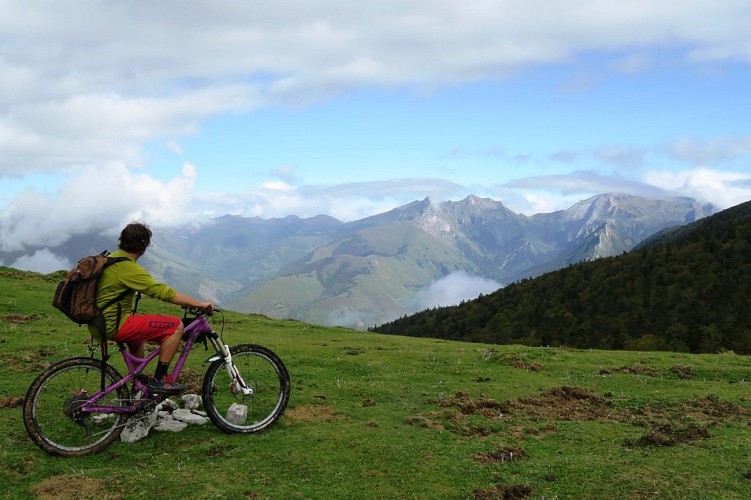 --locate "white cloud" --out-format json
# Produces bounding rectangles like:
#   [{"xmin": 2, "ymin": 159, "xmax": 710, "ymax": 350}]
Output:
[
  {"xmin": 270, "ymin": 164, "xmax": 299, "ymax": 183},
  {"xmin": 2, "ymin": 1, "xmax": 751, "ymax": 250},
  {"xmin": 0, "ymin": 163, "xmax": 197, "ymax": 251},
  {"xmin": 666, "ymin": 135, "xmax": 751, "ymax": 165},
  {"xmin": 411, "ymin": 271, "xmax": 501, "ymax": 311},
  {"xmin": 192, "ymin": 177, "xmax": 469, "ymax": 221},
  {"xmin": 594, "ymin": 146, "xmax": 647, "ymax": 169},
  {"xmin": 261, "ymin": 180, "xmax": 295, "ymax": 192},
  {"xmin": 643, "ymin": 168, "xmax": 751, "ymax": 209},
  {"xmin": 166, "ymin": 140, "xmax": 183, "ymax": 155},
  {"xmin": 3, "ymin": 1, "xmax": 751, "ymax": 177},
  {"xmin": 10, "ymin": 249, "xmax": 71, "ymax": 274},
  {"xmin": 0, "ymin": 87, "xmax": 261, "ymax": 175},
  {"xmin": 608, "ymin": 53, "xmax": 653, "ymax": 75}
]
